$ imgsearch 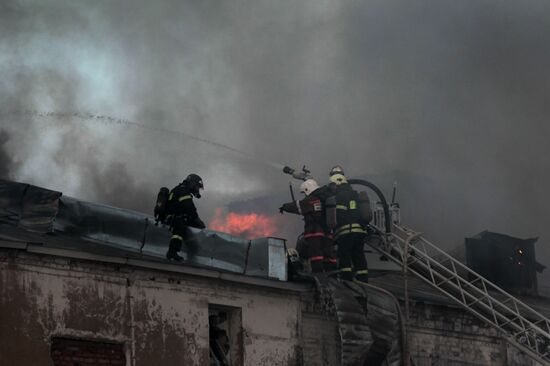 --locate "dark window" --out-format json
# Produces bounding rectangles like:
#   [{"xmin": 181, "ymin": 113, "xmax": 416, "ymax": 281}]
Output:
[
  {"xmin": 209, "ymin": 305, "xmax": 243, "ymax": 366},
  {"xmin": 50, "ymin": 337, "xmax": 125, "ymax": 366}
]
